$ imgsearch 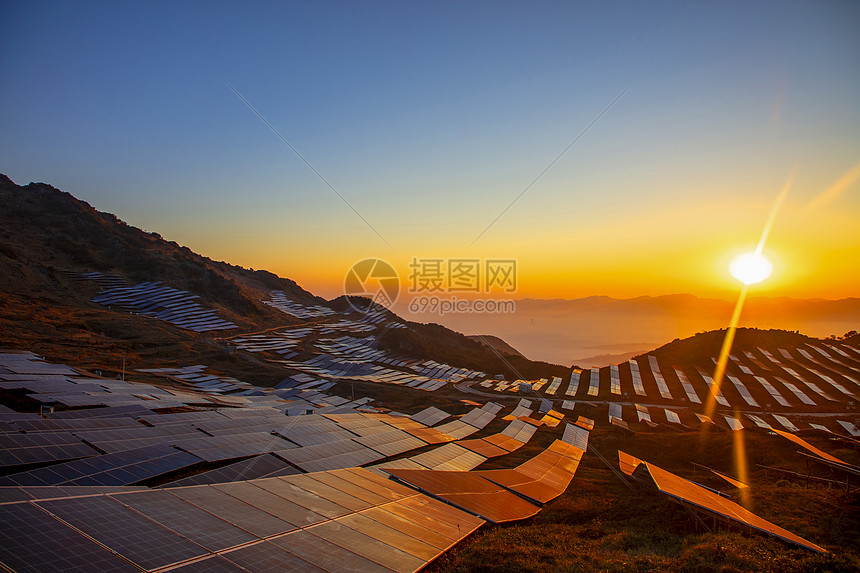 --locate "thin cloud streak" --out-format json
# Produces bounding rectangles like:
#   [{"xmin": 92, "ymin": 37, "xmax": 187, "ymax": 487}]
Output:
[{"xmin": 225, "ymin": 81, "xmax": 394, "ymax": 250}]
